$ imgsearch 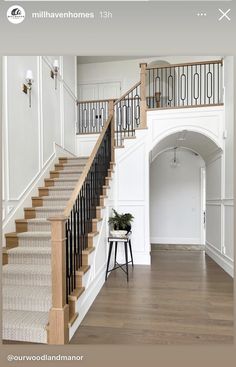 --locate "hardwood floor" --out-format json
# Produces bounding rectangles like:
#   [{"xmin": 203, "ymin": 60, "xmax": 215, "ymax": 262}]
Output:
[{"xmin": 70, "ymin": 250, "xmax": 234, "ymax": 344}]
